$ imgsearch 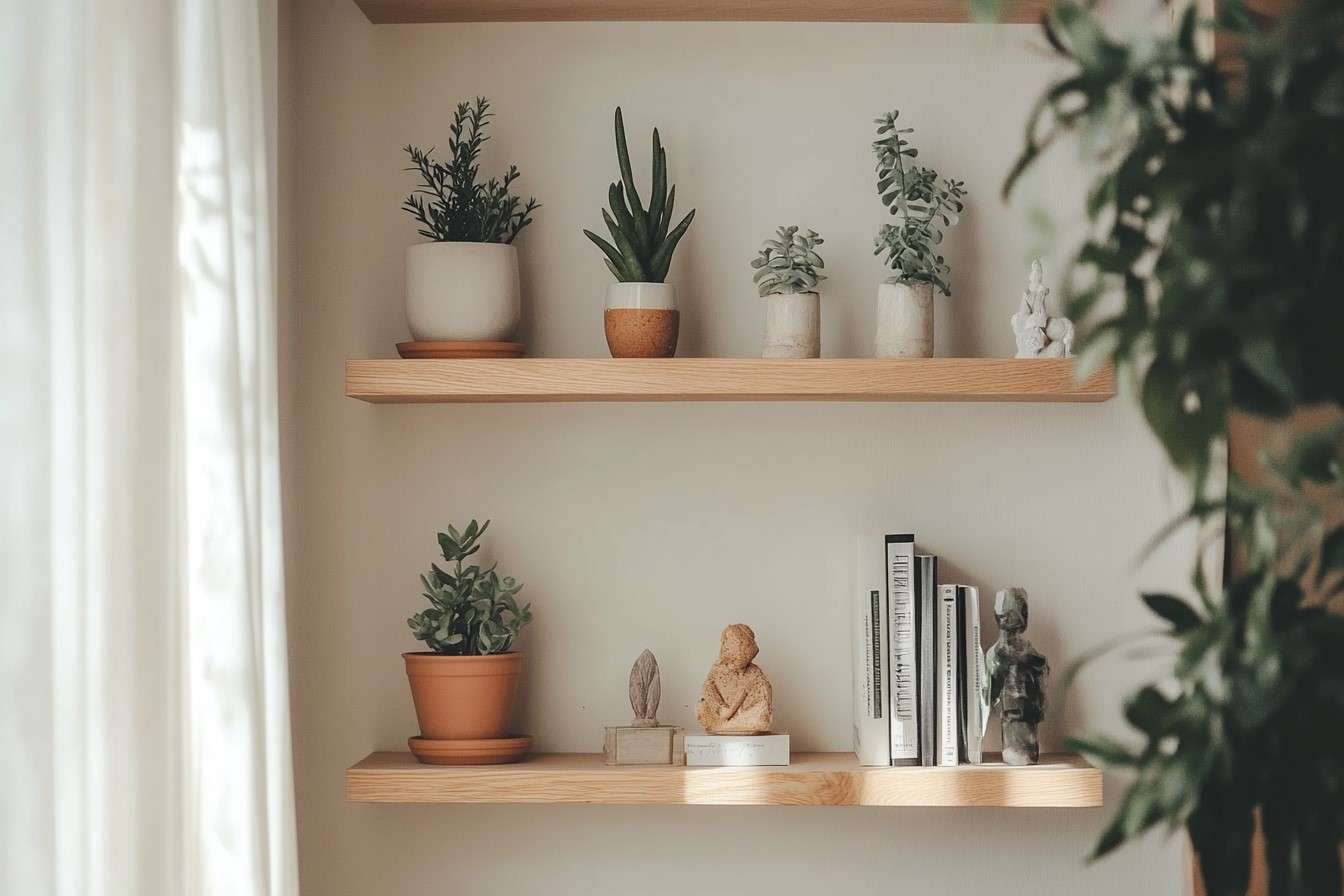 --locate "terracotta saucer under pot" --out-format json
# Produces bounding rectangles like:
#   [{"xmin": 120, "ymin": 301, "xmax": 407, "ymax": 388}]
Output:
[{"xmin": 408, "ymin": 735, "xmax": 533, "ymax": 766}]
